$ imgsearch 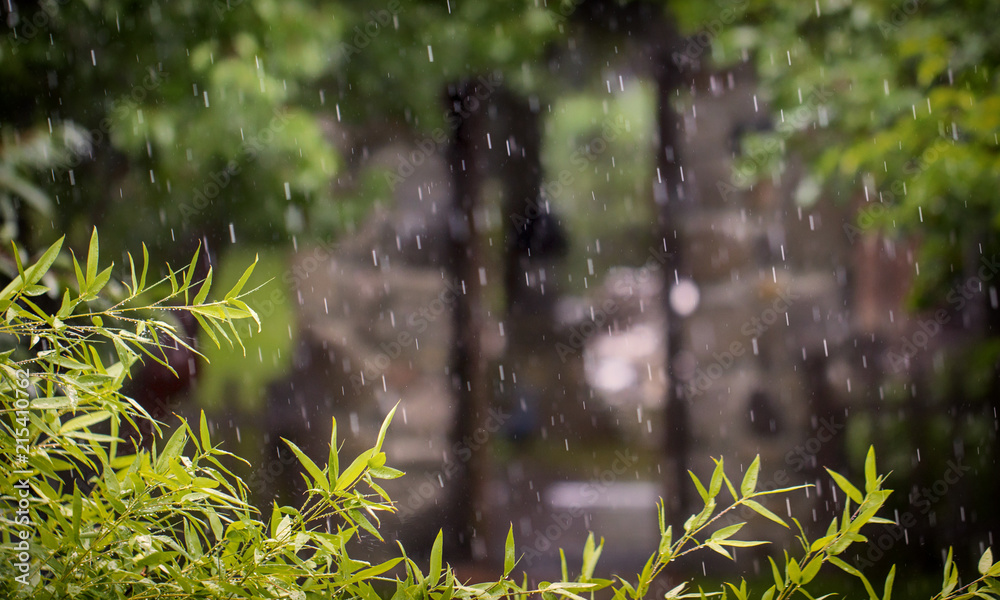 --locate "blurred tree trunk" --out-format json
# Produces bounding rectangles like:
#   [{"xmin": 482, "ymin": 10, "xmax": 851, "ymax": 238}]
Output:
[
  {"xmin": 444, "ymin": 80, "xmax": 489, "ymax": 561},
  {"xmin": 576, "ymin": 0, "xmax": 692, "ymax": 531},
  {"xmin": 499, "ymin": 92, "xmax": 544, "ymax": 313},
  {"xmin": 650, "ymin": 12, "xmax": 691, "ymax": 531}
]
